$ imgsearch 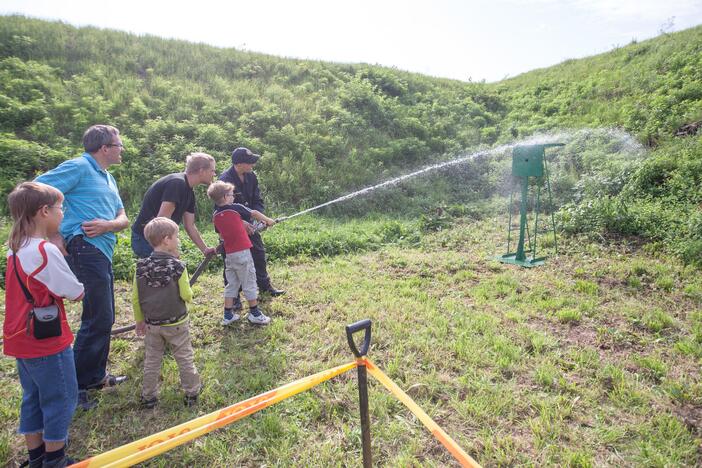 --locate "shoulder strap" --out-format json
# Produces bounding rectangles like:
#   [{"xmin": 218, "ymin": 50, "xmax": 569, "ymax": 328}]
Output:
[{"xmin": 12, "ymin": 254, "xmax": 34, "ymax": 305}]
